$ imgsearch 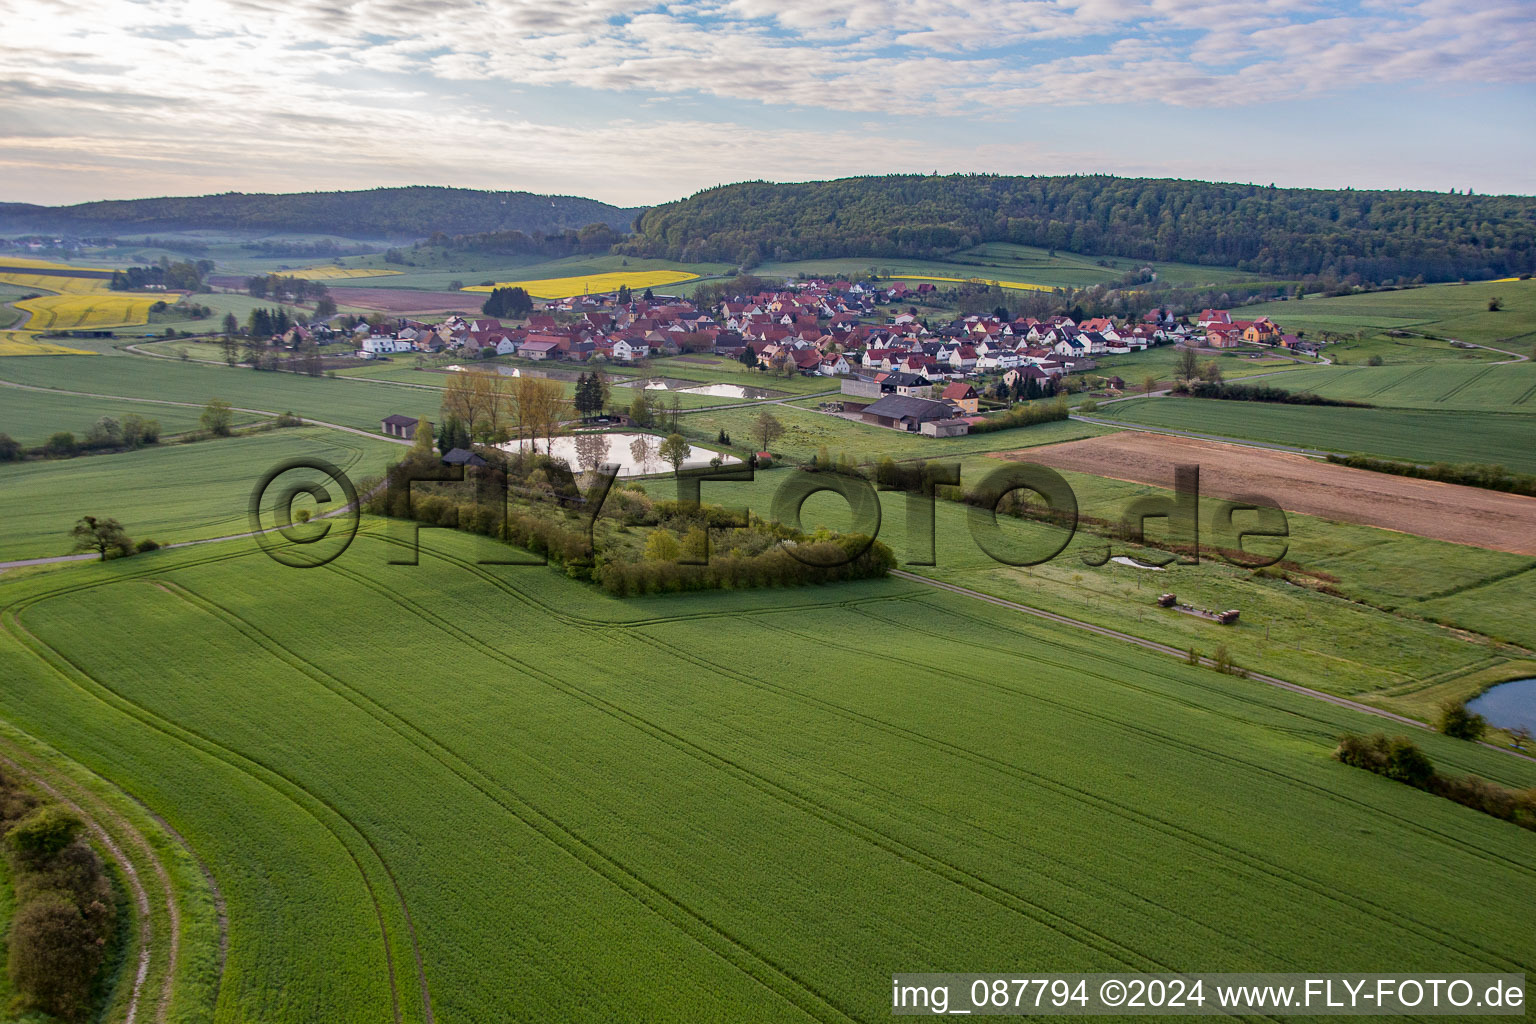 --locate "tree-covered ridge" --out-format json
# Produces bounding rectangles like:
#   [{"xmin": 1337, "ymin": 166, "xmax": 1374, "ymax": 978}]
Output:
[
  {"xmin": 0, "ymin": 186, "xmax": 641, "ymax": 238},
  {"xmin": 619, "ymin": 174, "xmax": 1536, "ymax": 282}
]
